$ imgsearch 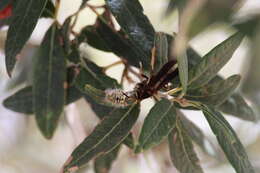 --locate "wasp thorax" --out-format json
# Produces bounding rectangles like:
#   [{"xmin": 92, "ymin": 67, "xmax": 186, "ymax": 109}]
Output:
[{"xmin": 104, "ymin": 89, "xmax": 132, "ymax": 107}]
